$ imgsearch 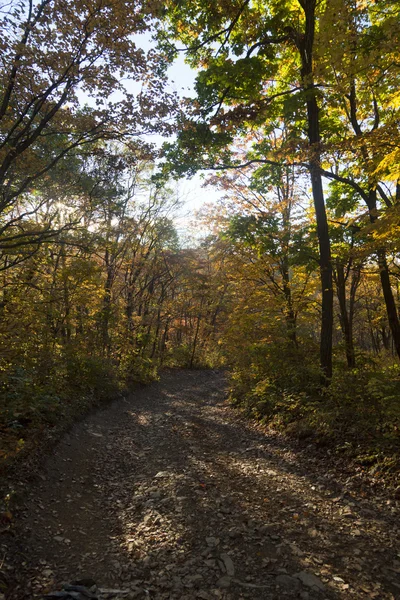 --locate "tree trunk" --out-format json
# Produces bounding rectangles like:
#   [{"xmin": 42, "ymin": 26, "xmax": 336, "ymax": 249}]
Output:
[
  {"xmin": 189, "ymin": 313, "xmax": 202, "ymax": 369},
  {"xmin": 61, "ymin": 247, "xmax": 71, "ymax": 343},
  {"xmin": 297, "ymin": 0, "xmax": 333, "ymax": 382},
  {"xmin": 335, "ymin": 258, "xmax": 356, "ymax": 368},
  {"xmin": 377, "ymin": 248, "xmax": 400, "ymax": 358},
  {"xmin": 367, "ymin": 189, "xmax": 400, "ymax": 359},
  {"xmin": 101, "ymin": 248, "xmax": 113, "ymax": 358},
  {"xmin": 346, "ymin": 77, "xmax": 400, "ymax": 361},
  {"xmin": 282, "ymin": 257, "xmax": 298, "ymax": 347}
]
